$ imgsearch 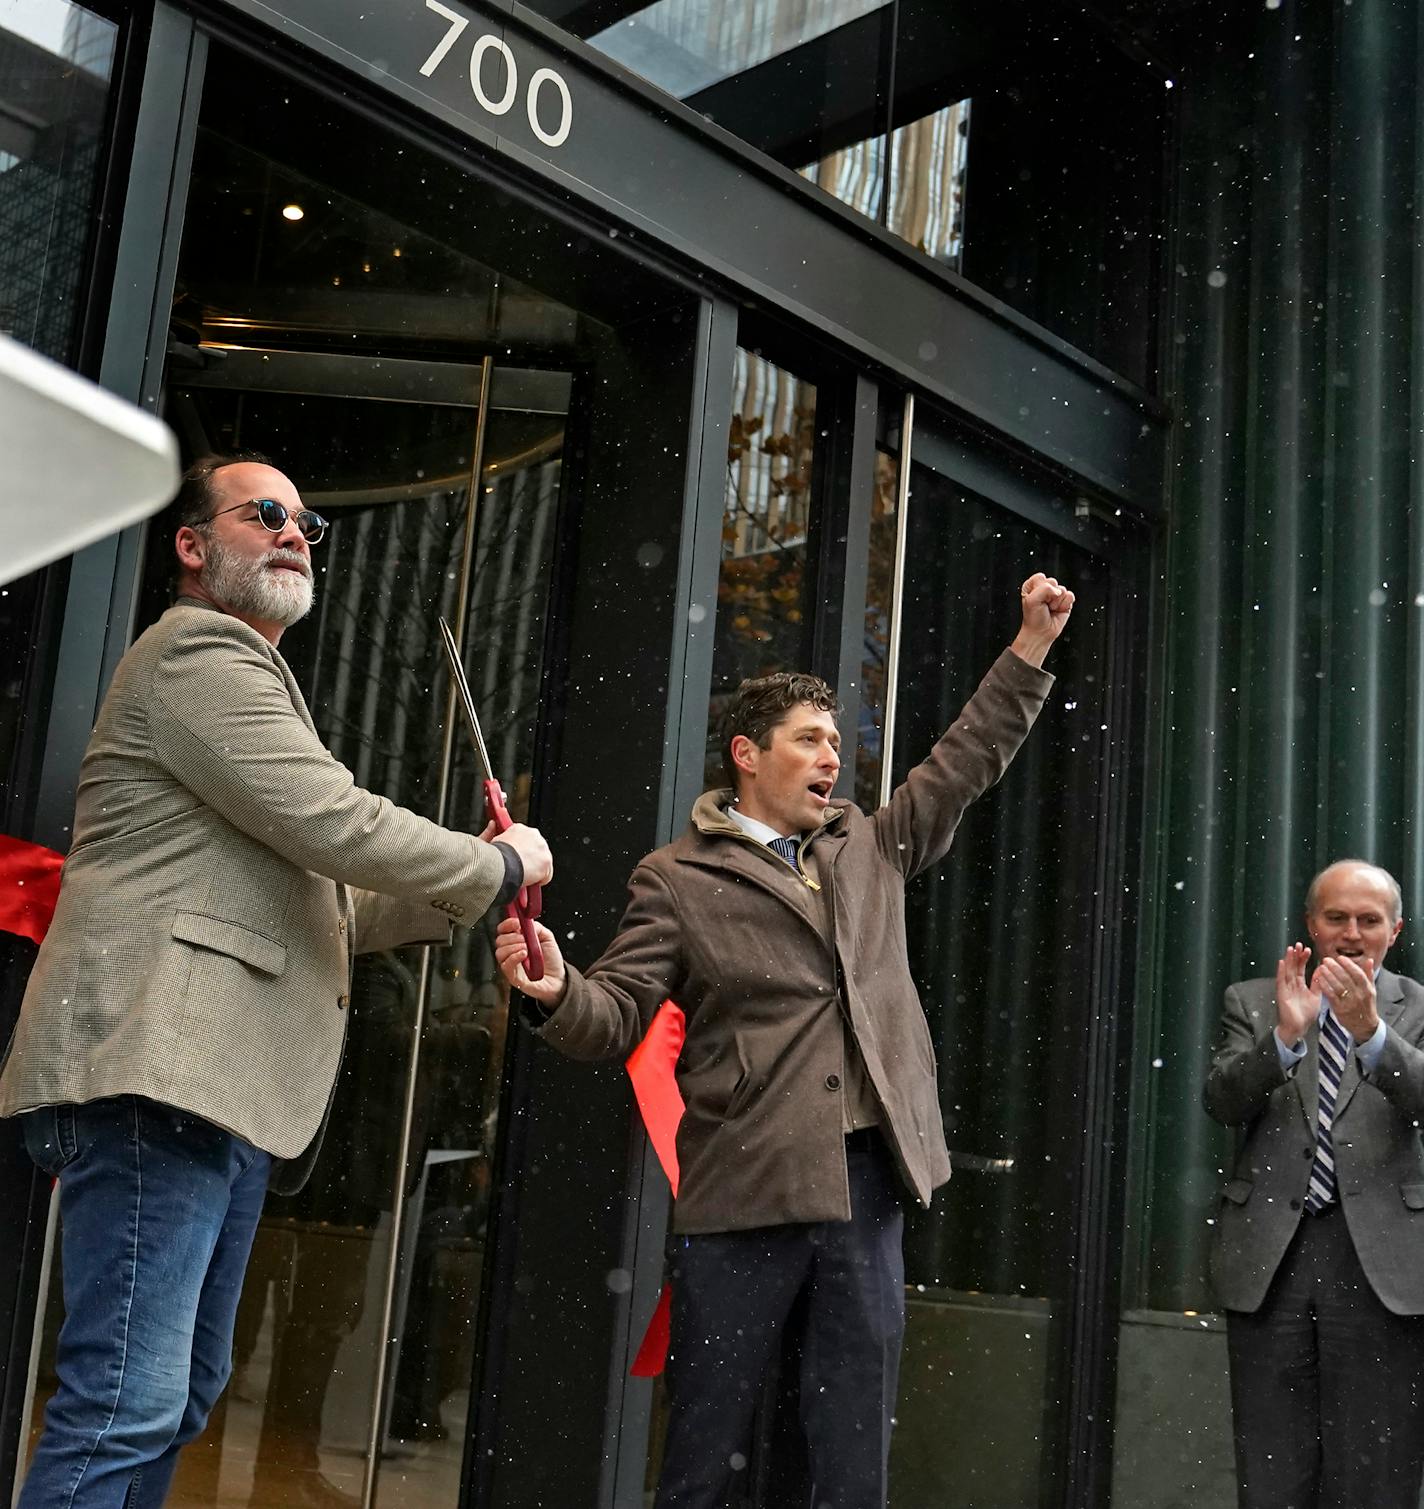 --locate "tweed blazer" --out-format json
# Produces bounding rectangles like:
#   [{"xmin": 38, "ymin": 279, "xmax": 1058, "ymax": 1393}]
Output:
[
  {"xmin": 0, "ymin": 600, "xmax": 505, "ymax": 1188},
  {"xmin": 1204, "ymin": 970, "xmax": 1424, "ymax": 1314},
  {"xmin": 538, "ymin": 648, "xmax": 1053, "ymax": 1234}
]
